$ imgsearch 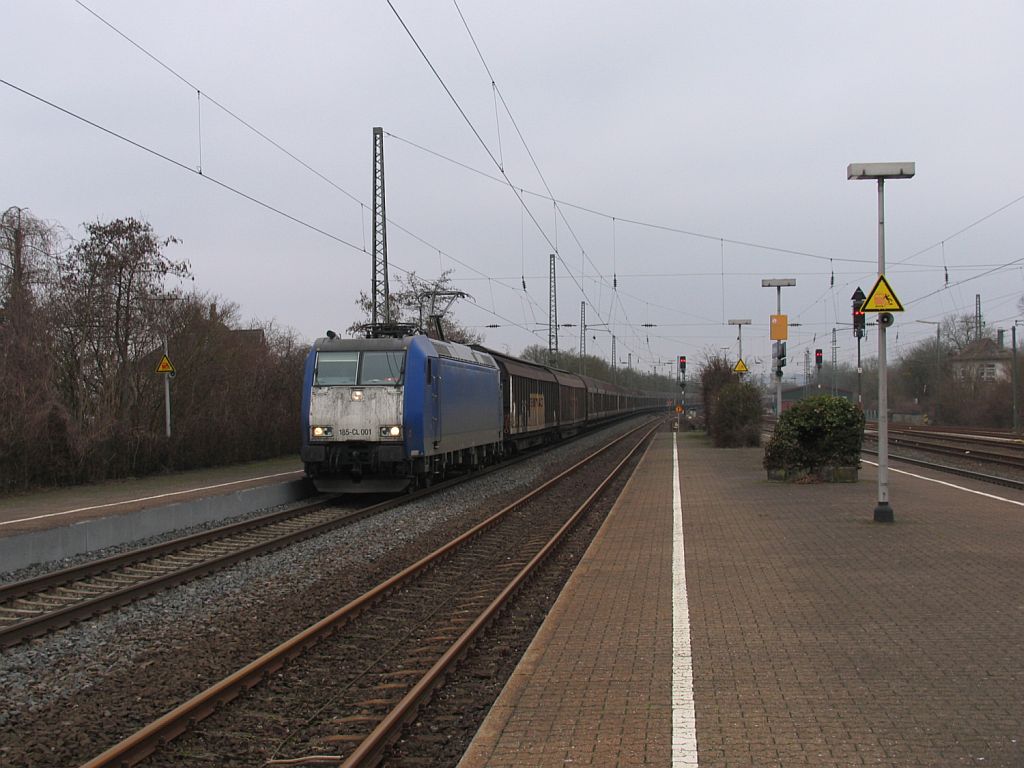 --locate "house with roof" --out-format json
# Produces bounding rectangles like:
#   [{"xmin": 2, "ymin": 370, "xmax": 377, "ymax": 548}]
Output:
[{"xmin": 948, "ymin": 337, "xmax": 1013, "ymax": 383}]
